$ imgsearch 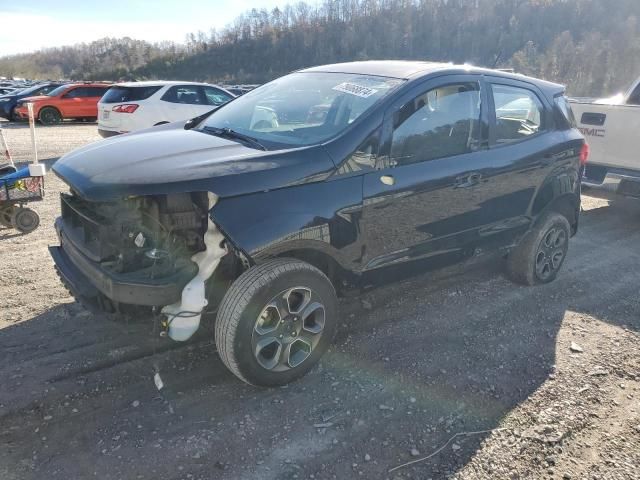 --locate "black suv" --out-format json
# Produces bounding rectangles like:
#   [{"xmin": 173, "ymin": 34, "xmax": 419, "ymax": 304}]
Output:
[{"xmin": 50, "ymin": 61, "xmax": 586, "ymax": 386}]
